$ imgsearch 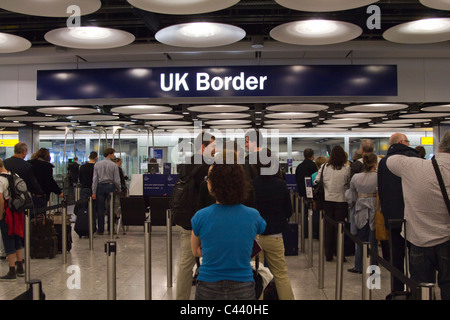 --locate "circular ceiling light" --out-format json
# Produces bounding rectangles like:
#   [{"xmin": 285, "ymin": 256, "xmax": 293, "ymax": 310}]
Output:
[
  {"xmin": 89, "ymin": 121, "xmax": 135, "ymax": 126},
  {"xmin": 36, "ymin": 107, "xmax": 97, "ymax": 115},
  {"xmin": 264, "ymin": 119, "xmax": 311, "ymax": 124},
  {"xmin": 147, "ymin": 121, "xmax": 193, "ymax": 126},
  {"xmin": 420, "ymin": 0, "xmax": 450, "ymax": 11},
  {"xmin": 333, "ymin": 112, "xmax": 387, "ymax": 118},
  {"xmin": 265, "ymin": 112, "xmax": 317, "ymax": 119},
  {"xmin": 127, "ymin": 0, "xmax": 239, "ymax": 14},
  {"xmin": 275, "ymin": 0, "xmax": 378, "ymax": 12},
  {"xmin": 383, "ymin": 18, "xmax": 450, "ymax": 44},
  {"xmin": 188, "ymin": 105, "xmax": 249, "ymax": 113},
  {"xmin": 266, "ymin": 104, "xmax": 329, "ymax": 112},
  {"xmin": 33, "ymin": 122, "xmax": 78, "ymax": 127},
  {"xmin": 264, "ymin": 124, "xmax": 305, "ymax": 128},
  {"xmin": 209, "ymin": 125, "xmax": 252, "ymax": 129},
  {"xmin": 369, "ymin": 123, "xmax": 413, "ymax": 128},
  {"xmin": 130, "ymin": 114, "xmax": 184, "ymax": 120},
  {"xmin": 0, "ymin": 0, "xmax": 101, "ymax": 17},
  {"xmin": 204, "ymin": 119, "xmax": 251, "ymax": 125},
  {"xmin": 324, "ymin": 118, "xmax": 371, "ymax": 124},
  {"xmin": 0, "ymin": 122, "xmax": 26, "ymax": 127},
  {"xmin": 155, "ymin": 22, "xmax": 245, "ymax": 47},
  {"xmin": 69, "ymin": 115, "xmax": 119, "ymax": 121},
  {"xmin": 45, "ymin": 27, "xmax": 135, "ymax": 49},
  {"xmin": 197, "ymin": 113, "xmax": 250, "ymax": 119},
  {"xmin": 0, "ymin": 108, "xmax": 28, "ymax": 116},
  {"xmin": 421, "ymin": 104, "xmax": 450, "ymax": 112},
  {"xmin": 270, "ymin": 19, "xmax": 362, "ymax": 45},
  {"xmin": 400, "ymin": 112, "xmax": 450, "ymax": 118},
  {"xmin": 111, "ymin": 105, "xmax": 172, "ymax": 114},
  {"xmin": 0, "ymin": 32, "xmax": 31, "ymax": 53},
  {"xmin": 384, "ymin": 119, "xmax": 432, "ymax": 124},
  {"xmin": 318, "ymin": 123, "xmax": 359, "ymax": 128},
  {"xmin": 344, "ymin": 103, "xmax": 409, "ymax": 112},
  {"xmin": 4, "ymin": 116, "xmax": 57, "ymax": 122}
]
